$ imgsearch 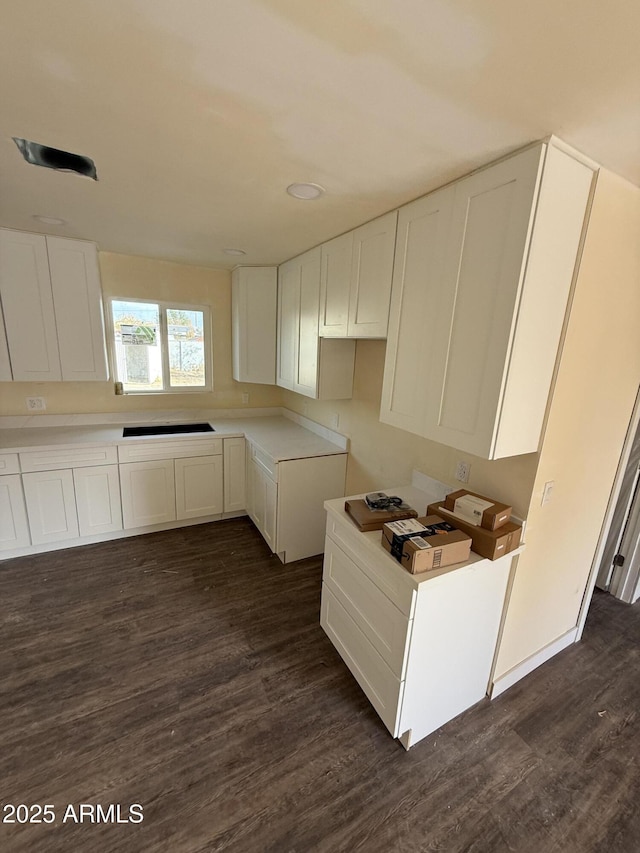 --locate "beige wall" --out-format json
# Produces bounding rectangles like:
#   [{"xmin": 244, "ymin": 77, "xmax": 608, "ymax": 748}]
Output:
[
  {"xmin": 494, "ymin": 169, "xmax": 640, "ymax": 677},
  {"xmin": 0, "ymin": 251, "xmax": 281, "ymax": 416},
  {"xmin": 281, "ymin": 339, "xmax": 539, "ymax": 518}
]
